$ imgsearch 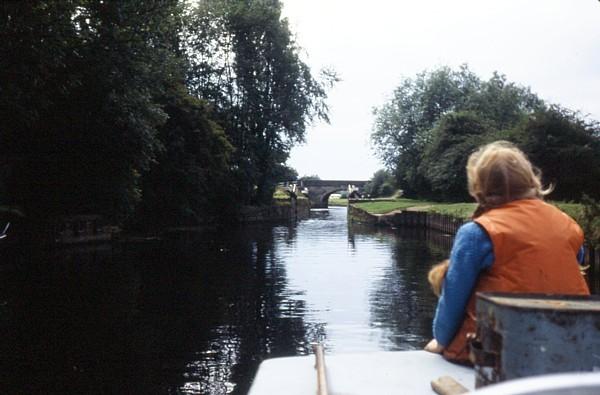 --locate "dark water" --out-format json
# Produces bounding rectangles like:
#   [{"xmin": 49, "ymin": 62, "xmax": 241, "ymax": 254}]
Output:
[{"xmin": 0, "ymin": 207, "xmax": 449, "ymax": 394}]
